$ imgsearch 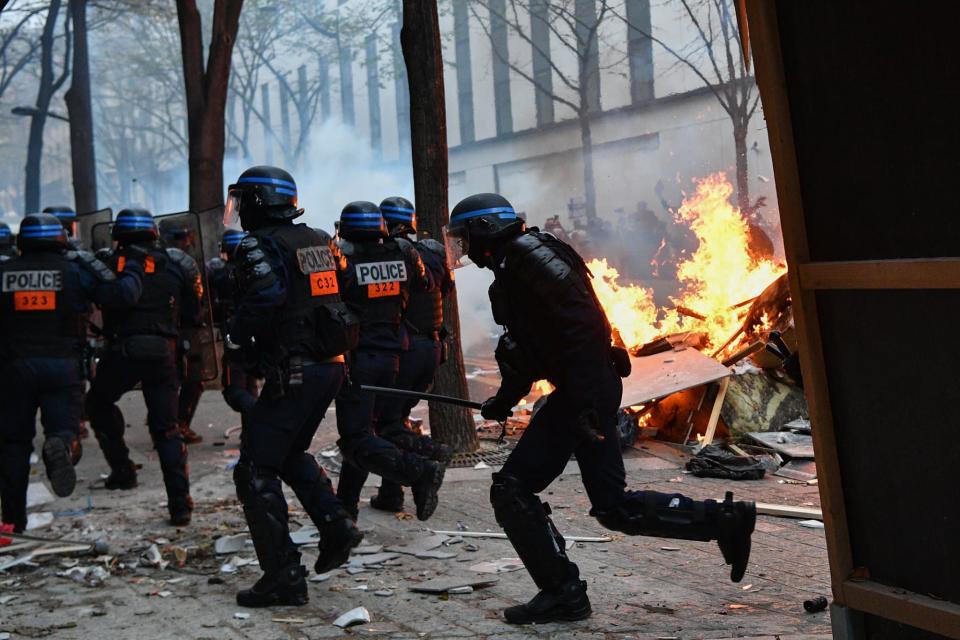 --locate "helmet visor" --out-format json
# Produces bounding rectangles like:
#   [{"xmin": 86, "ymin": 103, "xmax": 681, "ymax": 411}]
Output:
[
  {"xmin": 442, "ymin": 225, "xmax": 471, "ymax": 269},
  {"xmin": 223, "ymin": 191, "xmax": 242, "ymax": 230}
]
